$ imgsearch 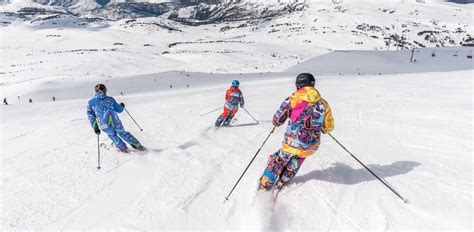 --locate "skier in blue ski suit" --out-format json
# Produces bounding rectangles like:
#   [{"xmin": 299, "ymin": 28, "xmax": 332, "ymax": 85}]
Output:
[{"xmin": 87, "ymin": 84, "xmax": 144, "ymax": 153}]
